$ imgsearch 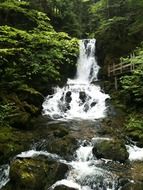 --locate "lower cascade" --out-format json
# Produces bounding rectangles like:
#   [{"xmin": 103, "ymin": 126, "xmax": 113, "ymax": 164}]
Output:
[
  {"xmin": 51, "ymin": 139, "xmax": 117, "ymax": 190},
  {"xmin": 42, "ymin": 39, "xmax": 109, "ymax": 120}
]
